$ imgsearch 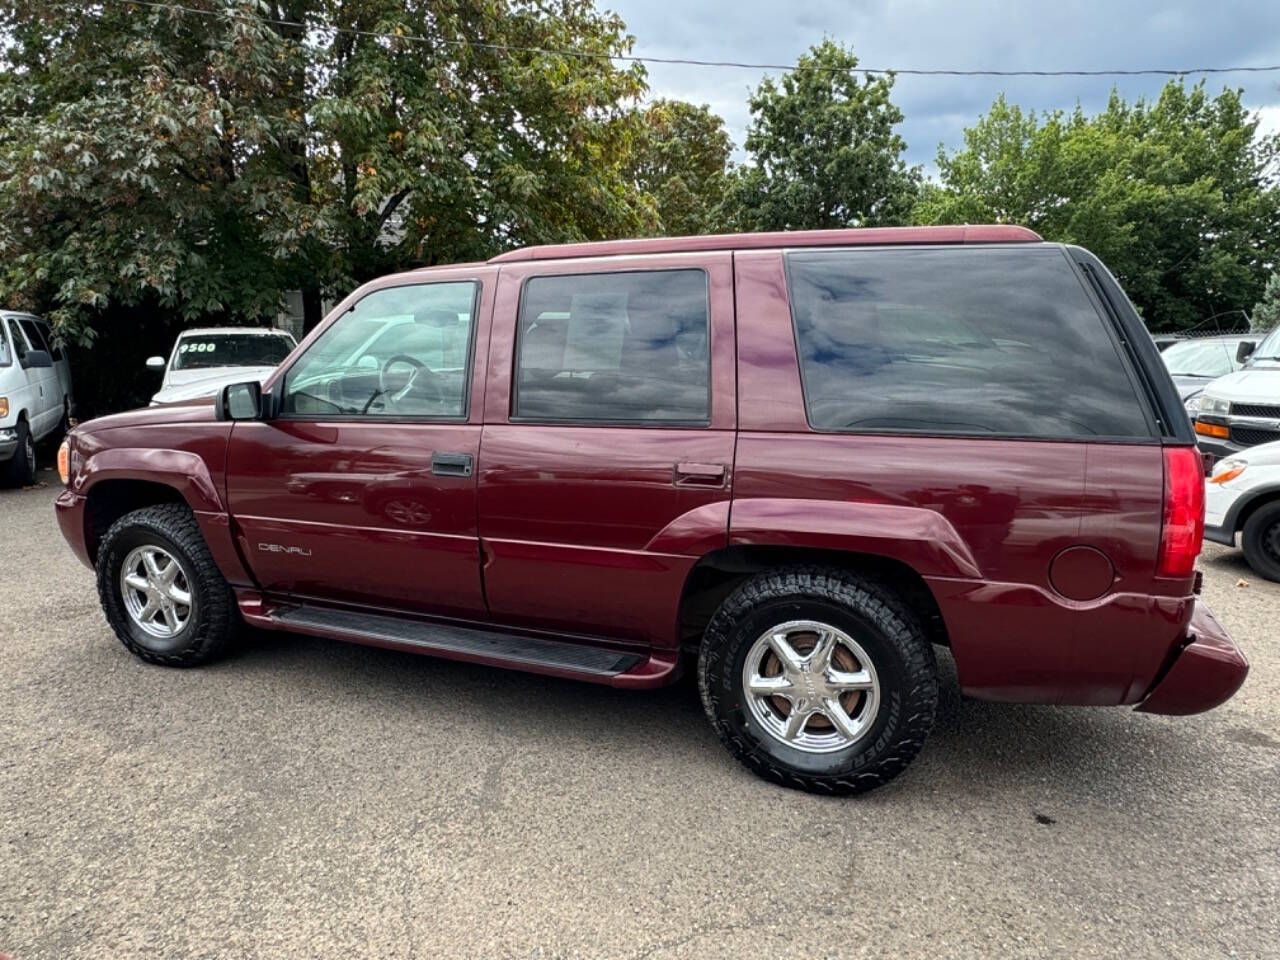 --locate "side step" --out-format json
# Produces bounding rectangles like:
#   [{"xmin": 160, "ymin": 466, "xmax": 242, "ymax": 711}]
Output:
[{"xmin": 266, "ymin": 603, "xmax": 651, "ymax": 681}]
